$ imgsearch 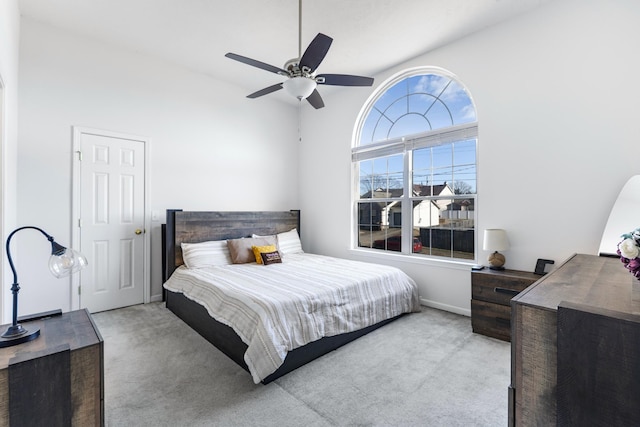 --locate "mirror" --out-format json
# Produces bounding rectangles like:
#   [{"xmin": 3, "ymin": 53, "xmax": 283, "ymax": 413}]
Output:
[{"xmin": 599, "ymin": 175, "xmax": 640, "ymax": 256}]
